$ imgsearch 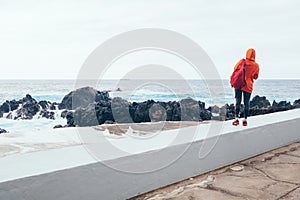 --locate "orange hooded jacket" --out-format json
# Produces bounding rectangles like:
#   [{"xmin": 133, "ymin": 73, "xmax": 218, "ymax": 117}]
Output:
[{"xmin": 234, "ymin": 48, "xmax": 260, "ymax": 93}]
